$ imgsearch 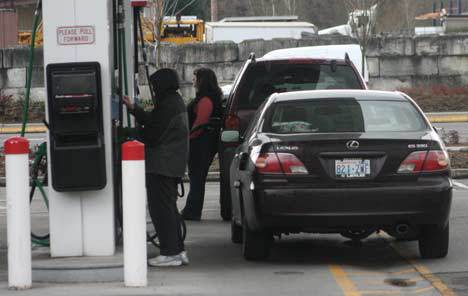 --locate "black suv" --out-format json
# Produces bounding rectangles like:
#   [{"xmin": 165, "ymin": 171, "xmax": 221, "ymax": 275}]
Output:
[{"xmin": 219, "ymin": 48, "xmax": 368, "ymax": 220}]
